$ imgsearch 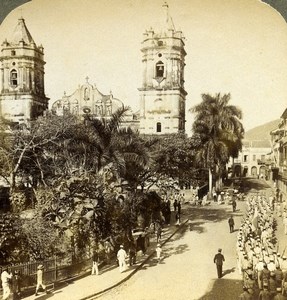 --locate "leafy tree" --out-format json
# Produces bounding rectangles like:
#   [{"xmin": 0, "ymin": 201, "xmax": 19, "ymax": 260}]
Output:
[{"xmin": 191, "ymin": 93, "xmax": 244, "ymax": 193}]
